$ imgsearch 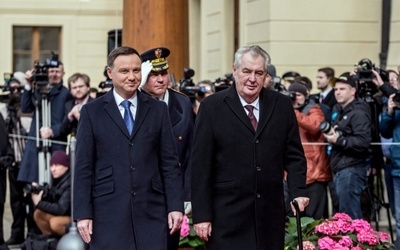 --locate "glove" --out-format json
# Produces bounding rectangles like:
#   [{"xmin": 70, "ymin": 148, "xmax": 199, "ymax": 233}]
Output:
[
  {"xmin": 184, "ymin": 201, "xmax": 192, "ymax": 215},
  {"xmin": 140, "ymin": 60, "xmax": 153, "ymax": 88}
]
